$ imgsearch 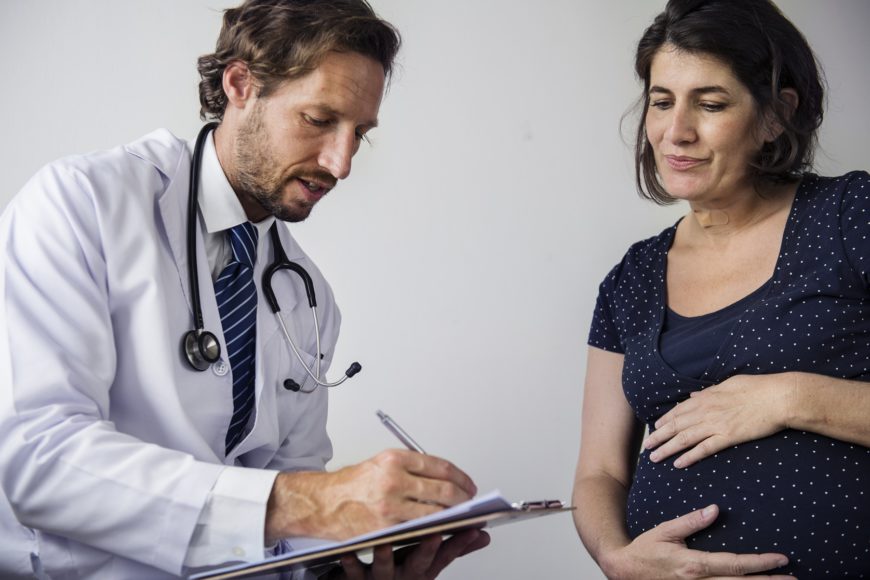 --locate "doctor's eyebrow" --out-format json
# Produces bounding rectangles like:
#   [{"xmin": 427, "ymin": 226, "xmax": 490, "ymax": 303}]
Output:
[{"xmin": 309, "ymin": 104, "xmax": 379, "ymax": 131}]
